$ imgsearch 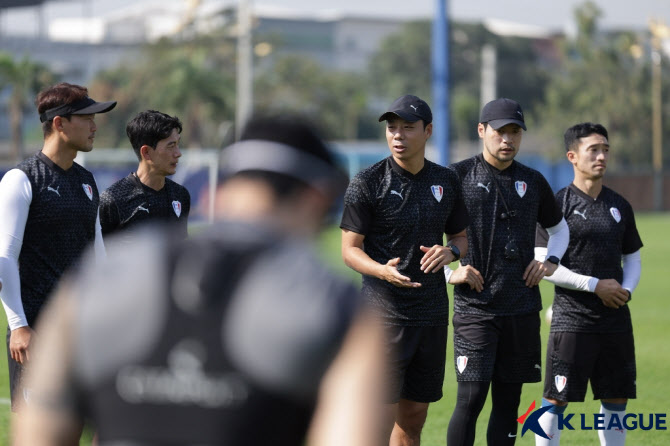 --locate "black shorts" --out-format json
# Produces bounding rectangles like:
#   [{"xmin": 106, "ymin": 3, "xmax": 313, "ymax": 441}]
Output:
[
  {"xmin": 452, "ymin": 312, "xmax": 541, "ymax": 383},
  {"xmin": 6, "ymin": 327, "xmax": 27, "ymax": 412},
  {"xmin": 543, "ymin": 331, "xmax": 636, "ymax": 402},
  {"xmin": 384, "ymin": 325, "xmax": 447, "ymax": 404}
]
